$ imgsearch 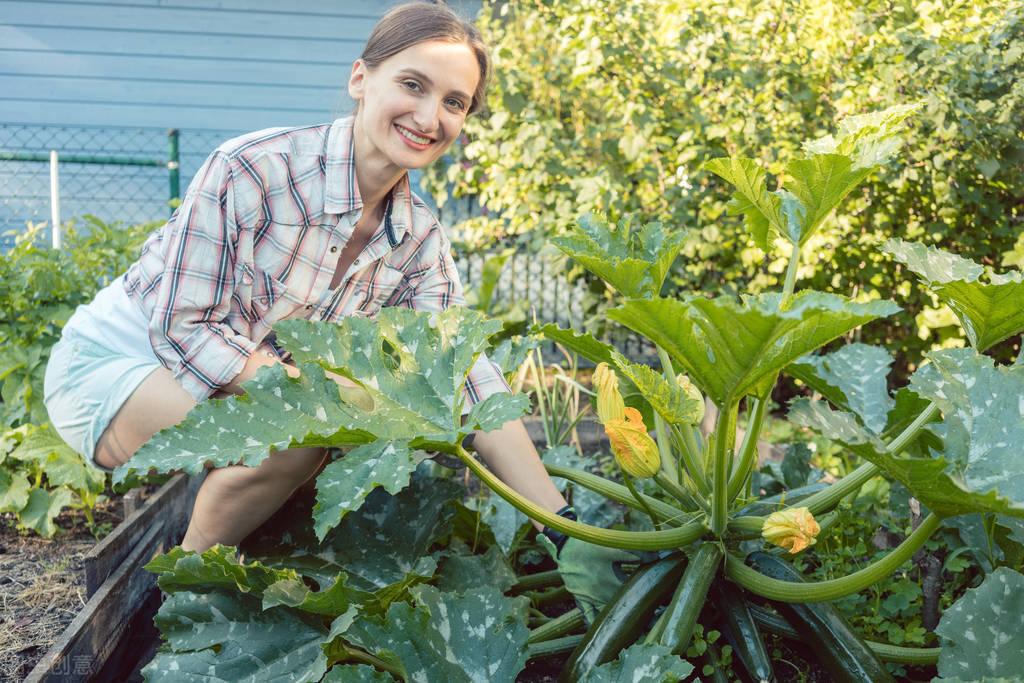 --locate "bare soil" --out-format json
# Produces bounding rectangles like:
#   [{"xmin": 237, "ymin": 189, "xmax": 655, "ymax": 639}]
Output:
[{"xmin": 0, "ymin": 492, "xmax": 128, "ymax": 681}]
